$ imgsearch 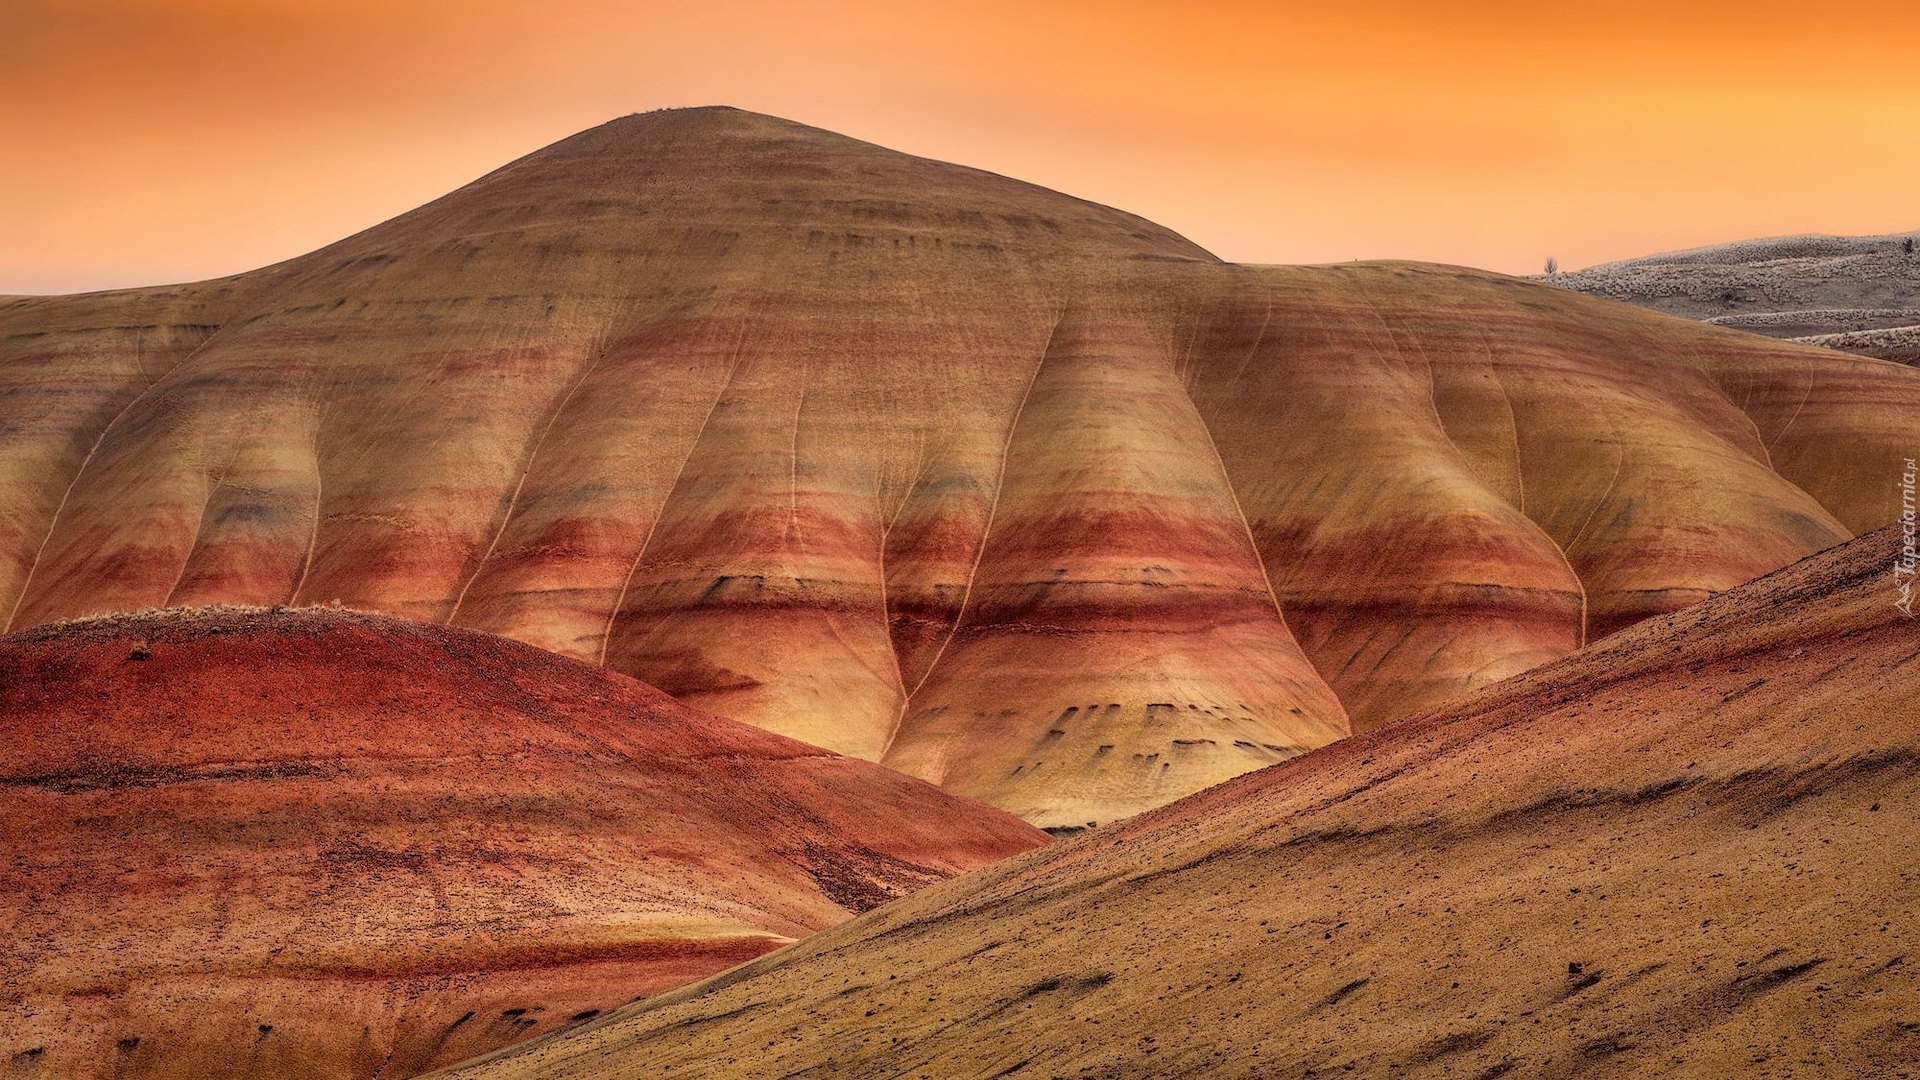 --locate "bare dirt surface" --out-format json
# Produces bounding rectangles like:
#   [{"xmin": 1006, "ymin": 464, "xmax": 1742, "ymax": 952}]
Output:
[
  {"xmin": 1551, "ymin": 230, "xmax": 1920, "ymax": 363},
  {"xmin": 434, "ymin": 527, "xmax": 1919, "ymax": 1079},
  {"xmin": 5, "ymin": 109, "xmax": 1917, "ymax": 826},
  {"xmin": 0, "ymin": 606, "xmax": 1044, "ymax": 1079}
]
